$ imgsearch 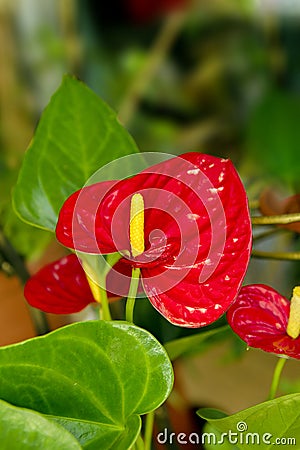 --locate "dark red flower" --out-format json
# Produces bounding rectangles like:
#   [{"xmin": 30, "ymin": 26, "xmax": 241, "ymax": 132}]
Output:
[
  {"xmin": 127, "ymin": 0, "xmax": 189, "ymax": 23},
  {"xmin": 56, "ymin": 152, "xmax": 252, "ymax": 327},
  {"xmin": 24, "ymin": 254, "xmax": 126, "ymax": 314},
  {"xmin": 227, "ymin": 284, "xmax": 300, "ymax": 359}
]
